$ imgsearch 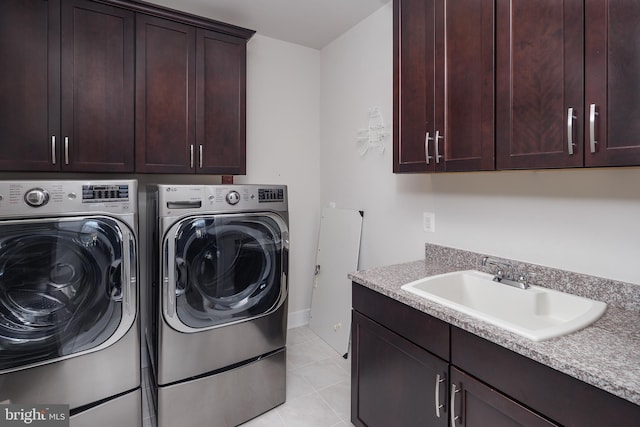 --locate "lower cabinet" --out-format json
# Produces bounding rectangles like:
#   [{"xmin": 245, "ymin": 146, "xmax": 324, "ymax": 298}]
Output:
[
  {"xmin": 450, "ymin": 366, "xmax": 557, "ymax": 426},
  {"xmin": 352, "ymin": 283, "xmax": 640, "ymax": 427},
  {"xmin": 351, "ymin": 311, "xmax": 448, "ymax": 427}
]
